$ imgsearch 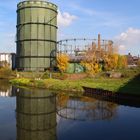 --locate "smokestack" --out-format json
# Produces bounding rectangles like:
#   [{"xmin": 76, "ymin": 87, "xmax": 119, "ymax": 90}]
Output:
[{"xmin": 98, "ymin": 34, "xmax": 101, "ymax": 50}]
